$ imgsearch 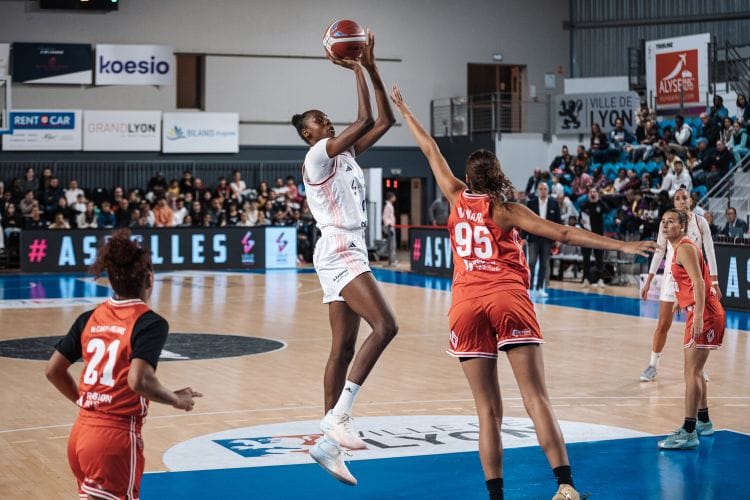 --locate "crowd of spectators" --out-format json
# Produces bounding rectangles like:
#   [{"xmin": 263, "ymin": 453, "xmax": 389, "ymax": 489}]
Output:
[
  {"xmin": 524, "ymin": 95, "xmax": 750, "ymax": 244},
  {"xmin": 0, "ymin": 168, "xmax": 317, "ymax": 263}
]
